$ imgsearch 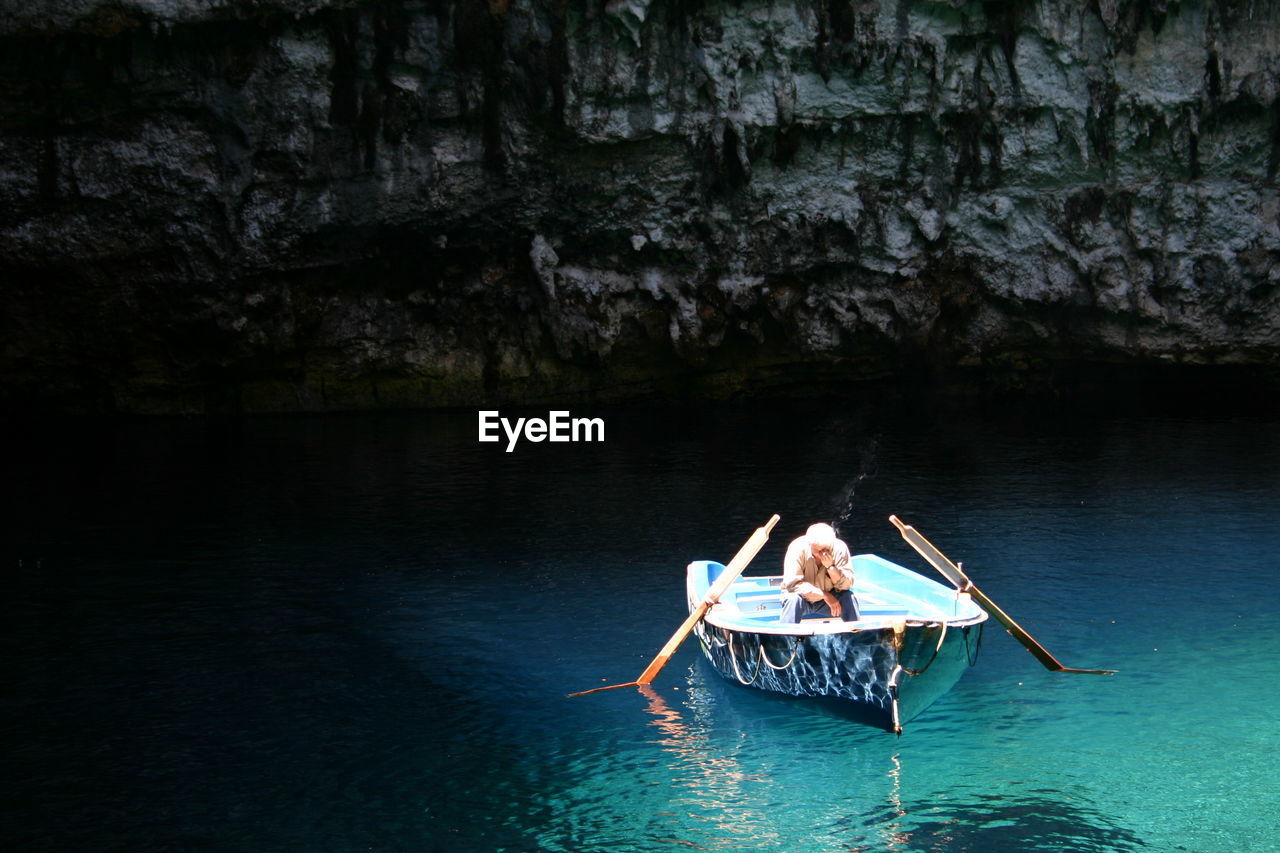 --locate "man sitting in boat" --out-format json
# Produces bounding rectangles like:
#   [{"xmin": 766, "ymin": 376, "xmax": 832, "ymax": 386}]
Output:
[{"xmin": 780, "ymin": 523, "xmax": 861, "ymax": 623}]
